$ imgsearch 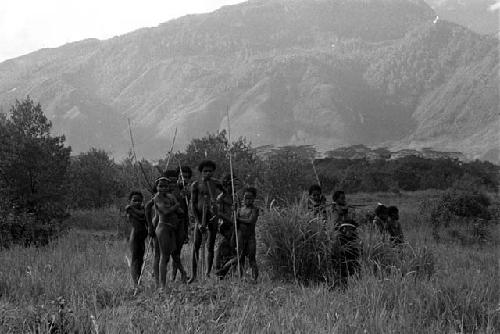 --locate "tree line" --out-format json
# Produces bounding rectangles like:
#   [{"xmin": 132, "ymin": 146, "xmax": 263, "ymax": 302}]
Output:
[{"xmin": 1, "ymin": 97, "xmax": 498, "ymax": 246}]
